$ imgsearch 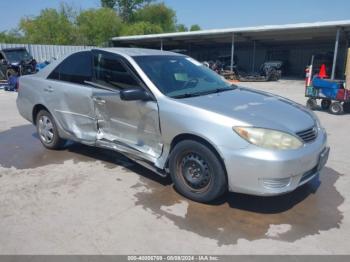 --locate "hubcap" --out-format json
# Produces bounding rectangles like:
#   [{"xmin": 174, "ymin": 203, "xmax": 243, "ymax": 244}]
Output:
[
  {"xmin": 38, "ymin": 116, "xmax": 54, "ymax": 144},
  {"xmin": 180, "ymin": 153, "xmax": 211, "ymax": 191}
]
